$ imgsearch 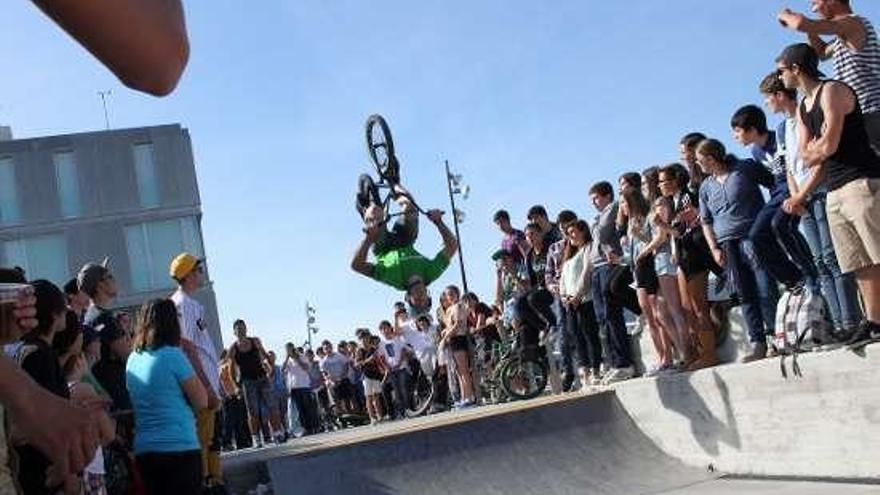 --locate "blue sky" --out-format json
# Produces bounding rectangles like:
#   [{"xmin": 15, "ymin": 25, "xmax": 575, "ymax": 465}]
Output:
[{"xmin": 4, "ymin": 1, "xmax": 880, "ymax": 354}]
